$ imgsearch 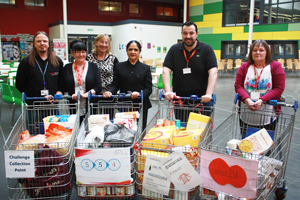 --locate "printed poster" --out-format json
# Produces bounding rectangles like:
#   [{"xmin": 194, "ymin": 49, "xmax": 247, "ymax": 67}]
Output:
[
  {"xmin": 53, "ymin": 39, "xmax": 67, "ymax": 61},
  {"xmin": 200, "ymin": 150, "xmax": 258, "ymax": 199}
]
